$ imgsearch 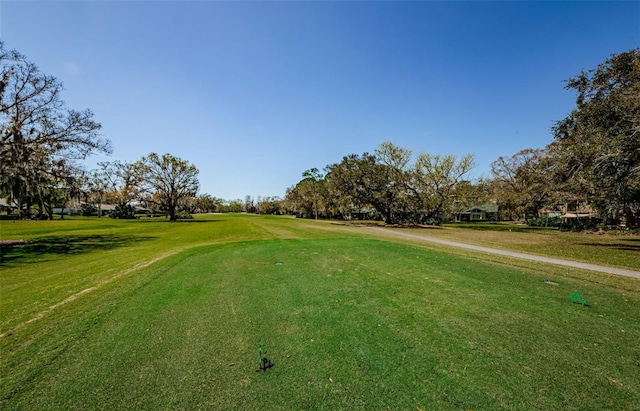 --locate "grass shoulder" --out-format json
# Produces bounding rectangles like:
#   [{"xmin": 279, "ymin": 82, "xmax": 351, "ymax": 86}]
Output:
[{"xmin": 390, "ymin": 221, "xmax": 640, "ymax": 271}]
